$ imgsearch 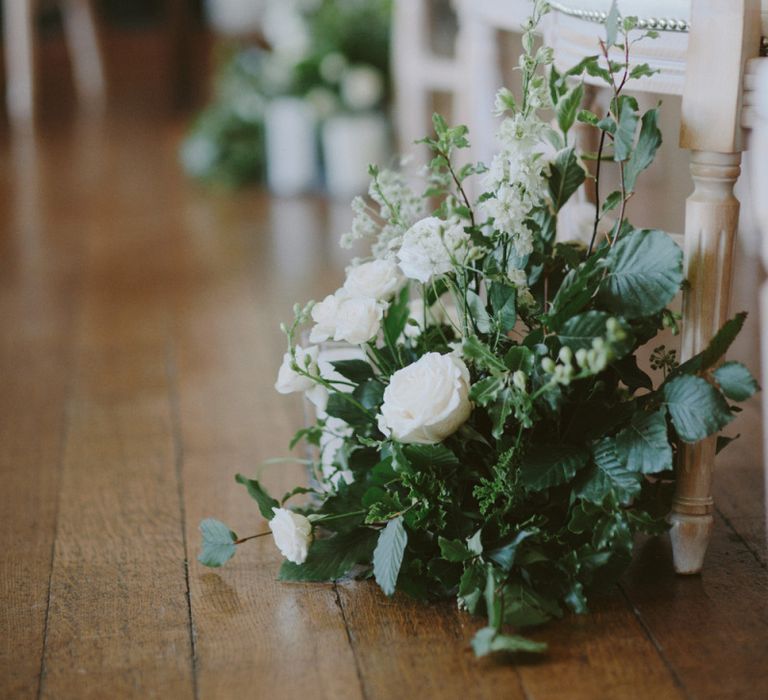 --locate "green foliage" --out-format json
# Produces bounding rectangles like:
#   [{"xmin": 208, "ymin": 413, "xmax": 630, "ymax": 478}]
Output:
[
  {"xmin": 279, "ymin": 528, "xmax": 378, "ymax": 582},
  {"xmin": 373, "ymin": 517, "xmax": 408, "ymax": 596},
  {"xmin": 548, "ymin": 147, "xmax": 587, "ymax": 211},
  {"xmin": 198, "ymin": 518, "xmax": 237, "ymax": 567},
  {"xmin": 713, "ymin": 362, "xmax": 759, "ymax": 401},
  {"xmin": 614, "ymin": 410, "xmax": 673, "ymax": 474},
  {"xmin": 664, "ymin": 375, "xmax": 734, "ymax": 442},
  {"xmin": 235, "ymin": 474, "xmax": 279, "ymax": 519}
]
